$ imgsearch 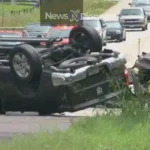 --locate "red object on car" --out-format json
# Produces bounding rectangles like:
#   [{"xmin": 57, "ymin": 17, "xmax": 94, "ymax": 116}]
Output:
[
  {"xmin": 124, "ymin": 68, "xmax": 129, "ymax": 86},
  {"xmin": 41, "ymin": 25, "xmax": 74, "ymax": 46}
]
